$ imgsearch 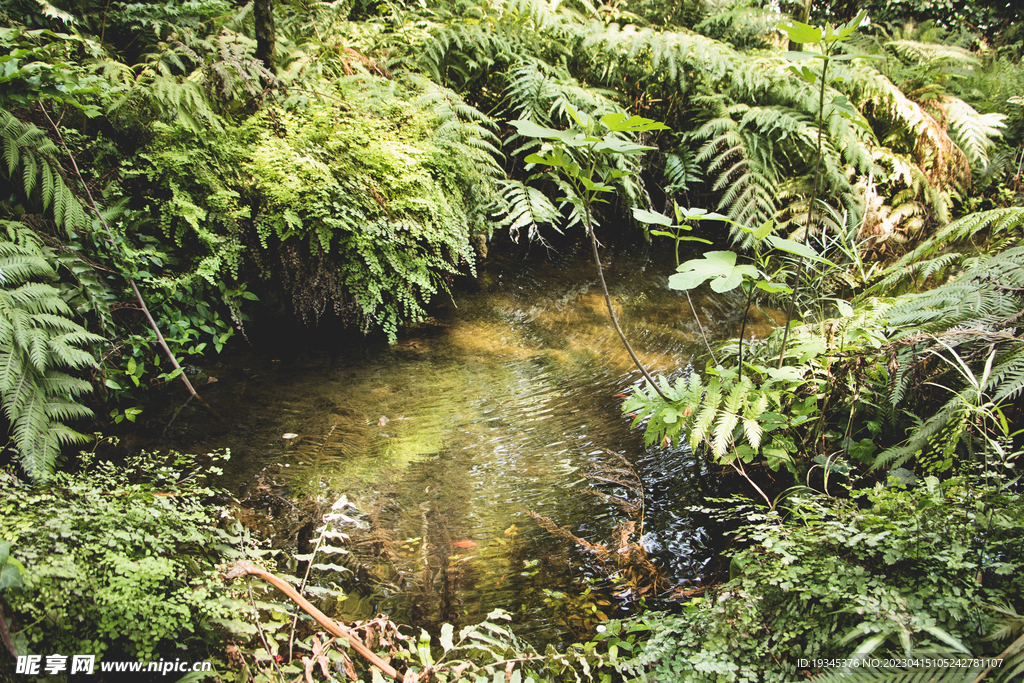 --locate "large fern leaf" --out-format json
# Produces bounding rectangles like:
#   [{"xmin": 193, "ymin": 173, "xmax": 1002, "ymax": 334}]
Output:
[{"xmin": 0, "ymin": 240, "xmax": 102, "ymax": 481}]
